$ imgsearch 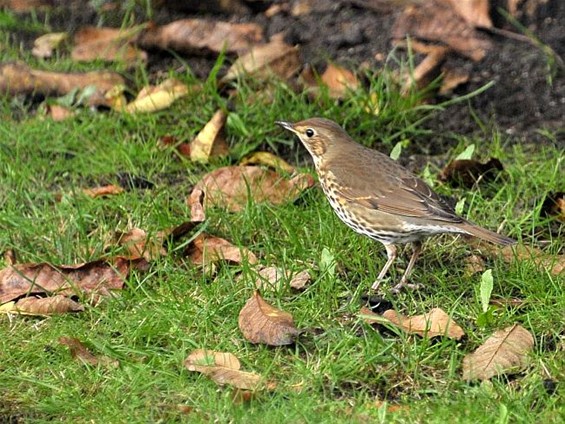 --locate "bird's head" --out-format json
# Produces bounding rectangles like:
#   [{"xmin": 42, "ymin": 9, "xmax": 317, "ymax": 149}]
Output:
[{"xmin": 275, "ymin": 117, "xmax": 349, "ymax": 165}]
